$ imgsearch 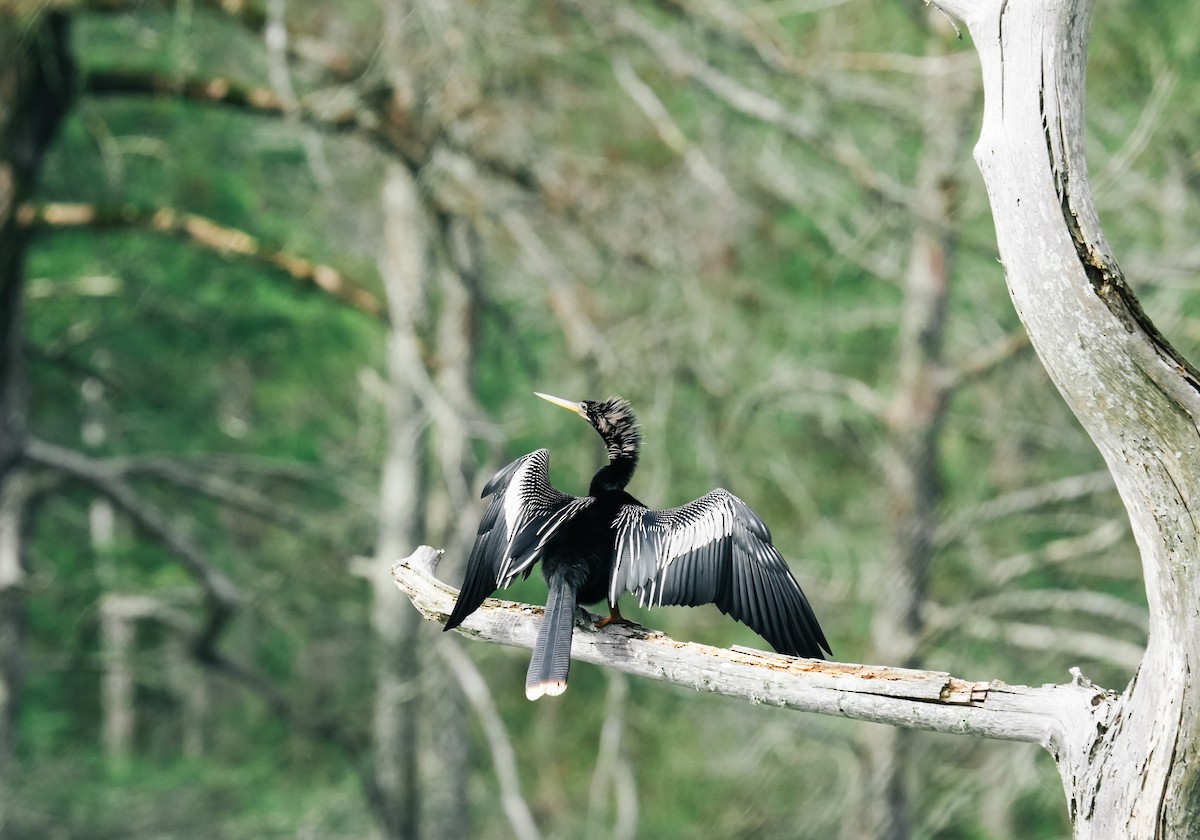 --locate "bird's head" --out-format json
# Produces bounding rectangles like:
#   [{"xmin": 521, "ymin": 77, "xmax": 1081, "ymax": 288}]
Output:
[{"xmin": 535, "ymin": 392, "xmax": 641, "ymax": 464}]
